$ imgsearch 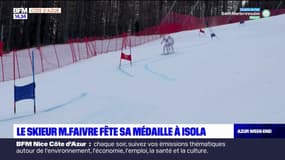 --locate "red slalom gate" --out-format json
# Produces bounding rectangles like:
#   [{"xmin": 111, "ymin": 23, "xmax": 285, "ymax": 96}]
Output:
[{"xmin": 119, "ymin": 33, "xmax": 132, "ymax": 67}]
